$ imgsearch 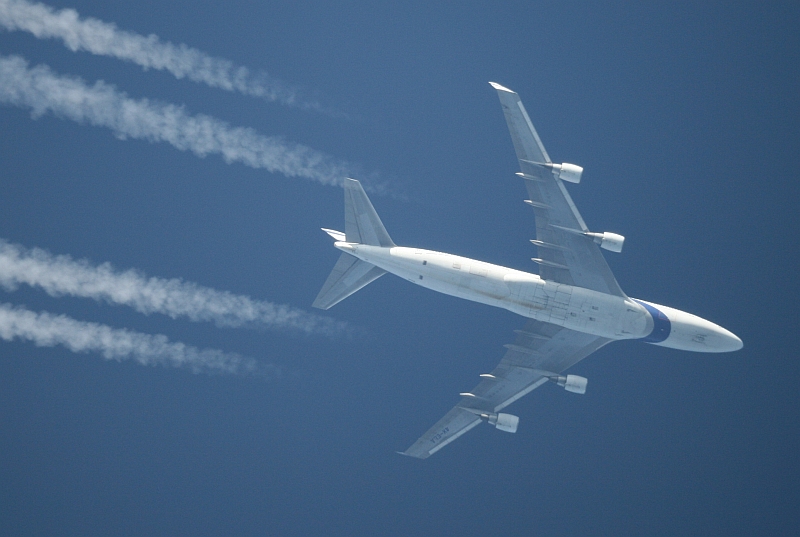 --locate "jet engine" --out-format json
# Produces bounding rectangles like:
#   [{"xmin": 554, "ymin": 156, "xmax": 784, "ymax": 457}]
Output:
[
  {"xmin": 585, "ymin": 231, "xmax": 625, "ymax": 253},
  {"xmin": 552, "ymin": 163, "xmax": 583, "ymax": 184},
  {"xmin": 551, "ymin": 374, "xmax": 588, "ymax": 394},
  {"xmin": 486, "ymin": 412, "xmax": 519, "ymax": 433}
]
